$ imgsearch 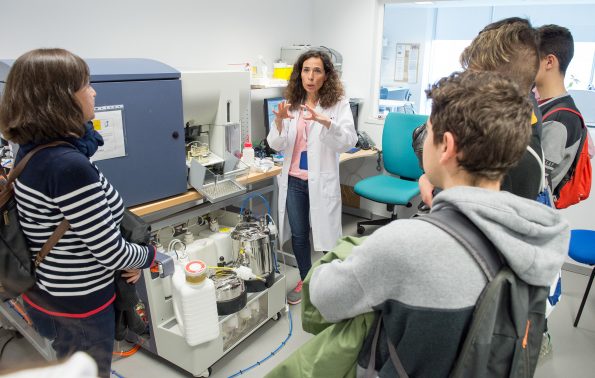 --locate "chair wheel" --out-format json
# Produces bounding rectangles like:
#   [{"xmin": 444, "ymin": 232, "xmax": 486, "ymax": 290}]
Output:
[{"xmin": 357, "ymin": 225, "xmax": 365, "ymax": 235}]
